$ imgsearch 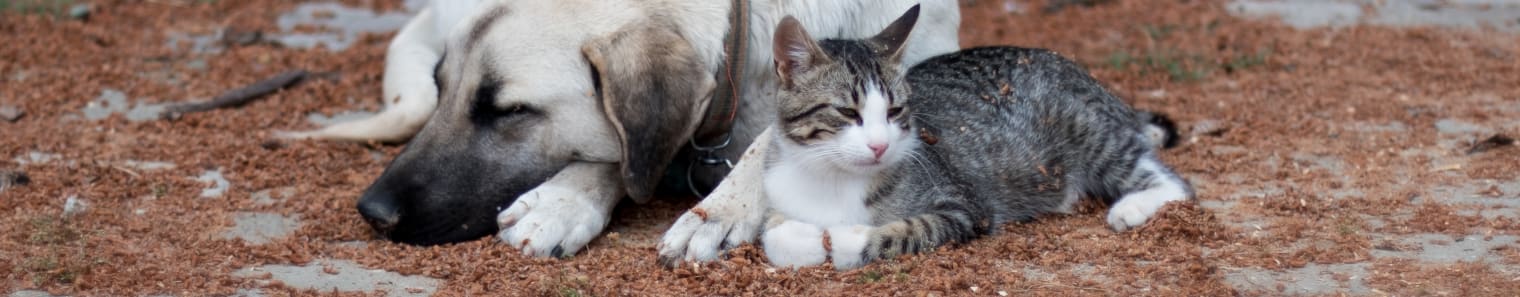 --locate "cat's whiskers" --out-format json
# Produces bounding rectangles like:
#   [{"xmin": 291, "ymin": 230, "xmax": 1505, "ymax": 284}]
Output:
[
  {"xmin": 902, "ymin": 148, "xmax": 931, "ymax": 170},
  {"xmin": 909, "ymin": 112, "xmax": 947, "ymax": 131}
]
